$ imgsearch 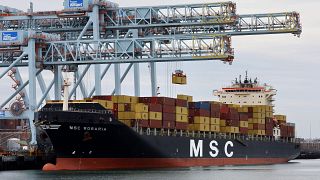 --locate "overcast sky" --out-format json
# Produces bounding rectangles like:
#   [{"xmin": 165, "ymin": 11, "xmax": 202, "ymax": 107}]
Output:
[{"xmin": 0, "ymin": 0, "xmax": 319, "ymax": 138}]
